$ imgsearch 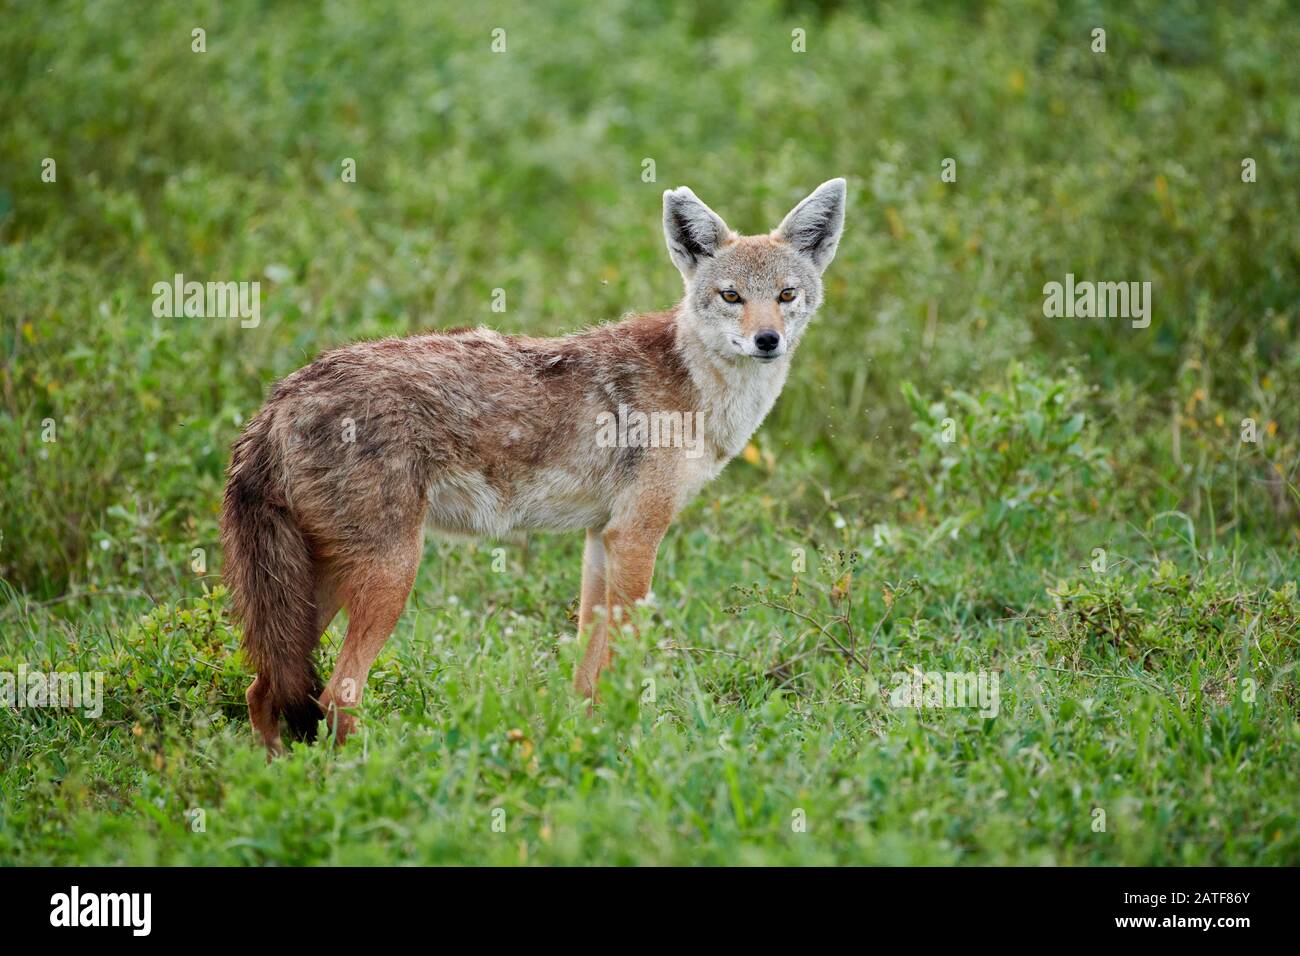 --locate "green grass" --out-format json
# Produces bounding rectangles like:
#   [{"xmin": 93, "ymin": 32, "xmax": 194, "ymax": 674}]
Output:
[{"xmin": 2, "ymin": 0, "xmax": 1298, "ymax": 865}]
